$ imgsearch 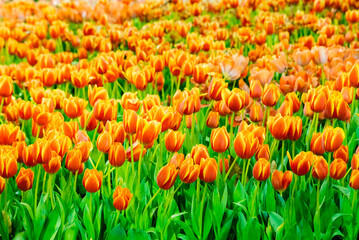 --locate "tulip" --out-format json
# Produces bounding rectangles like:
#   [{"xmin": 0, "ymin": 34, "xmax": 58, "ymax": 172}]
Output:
[
  {"xmin": 16, "ymin": 168, "xmax": 34, "ymax": 191},
  {"xmin": 311, "ymin": 132, "xmax": 325, "ymax": 155},
  {"xmin": 105, "ymin": 121, "xmax": 126, "ymax": 144},
  {"xmin": 0, "ymin": 124, "xmax": 20, "ymax": 145},
  {"xmin": 352, "ymin": 154, "xmax": 359, "ymax": 170},
  {"xmin": 330, "ymin": 158, "xmax": 347, "ymax": 180},
  {"xmin": 333, "ymin": 145, "xmax": 349, "ymax": 163},
  {"xmin": 113, "ymin": 186, "xmax": 133, "ymax": 211},
  {"xmin": 307, "ymin": 86, "xmax": 329, "ymax": 113},
  {"xmin": 262, "ymin": 84, "xmax": 280, "ymax": 107},
  {"xmin": 83, "ymin": 169, "xmax": 103, "ymax": 193},
  {"xmin": 165, "ymin": 130, "xmax": 186, "ymax": 152},
  {"xmin": 322, "ymin": 126, "xmax": 345, "ymax": 152},
  {"xmin": 0, "ymin": 75, "xmax": 13, "ymax": 97},
  {"xmin": 211, "ymin": 127, "xmax": 230, "ymax": 153},
  {"xmin": 65, "ymin": 149, "xmax": 82, "ymax": 174},
  {"xmin": 13, "ymin": 141, "xmax": 26, "ymax": 163},
  {"xmin": 123, "ymin": 109, "xmax": 138, "ymax": 135},
  {"xmin": 256, "ymin": 144, "xmax": 270, "ymax": 161},
  {"xmin": 169, "ymin": 153, "xmax": 185, "ymax": 169},
  {"xmin": 193, "ymin": 64, "xmax": 209, "ymax": 84},
  {"xmin": 312, "ymin": 156, "xmax": 328, "ymax": 180},
  {"xmin": 0, "ymin": 155, "xmax": 18, "ymax": 178},
  {"xmin": 271, "ymin": 170, "xmax": 293, "ymax": 193},
  {"xmin": 125, "ymin": 141, "xmax": 147, "ymax": 162},
  {"xmin": 32, "ymin": 139, "xmax": 52, "ymax": 164},
  {"xmin": 18, "ymin": 100, "xmax": 32, "ymax": 120},
  {"xmin": 268, "ymin": 113, "xmax": 287, "ymax": 140},
  {"xmin": 312, "ymin": 46, "xmax": 328, "ymax": 65},
  {"xmin": 208, "ymin": 77, "xmax": 228, "ymax": 101},
  {"xmin": 96, "ymin": 131, "xmax": 113, "ymax": 153},
  {"xmin": 74, "ymin": 141, "xmax": 92, "ymax": 162},
  {"xmin": 179, "ymin": 158, "xmax": 200, "ymax": 184},
  {"xmin": 109, "ymin": 143, "xmax": 126, "ymax": 167},
  {"xmin": 199, "ymin": 157, "xmax": 218, "ymax": 183},
  {"xmin": 88, "ymin": 85, "xmax": 109, "ymax": 107},
  {"xmin": 43, "ymin": 152, "xmax": 61, "ymax": 174},
  {"xmin": 22, "ymin": 145, "xmax": 37, "ymax": 167},
  {"xmin": 157, "ymin": 163, "xmax": 178, "ymax": 190},
  {"xmin": 234, "ymin": 132, "xmax": 259, "ymax": 159},
  {"xmin": 79, "ymin": 110, "xmax": 98, "ymax": 131},
  {"xmin": 120, "ymin": 92, "xmax": 140, "ymax": 111},
  {"xmin": 349, "ymin": 63, "xmax": 359, "ymax": 88},
  {"xmin": 286, "ymin": 117, "xmax": 302, "ymax": 141},
  {"xmin": 289, "ymin": 151, "xmax": 314, "ymax": 176},
  {"xmin": 249, "ymin": 80, "xmax": 263, "ymax": 99},
  {"xmin": 253, "ymin": 158, "xmax": 271, "ymax": 181},
  {"xmin": 93, "ymin": 99, "xmax": 117, "ymax": 122},
  {"xmin": 278, "ymin": 100, "xmax": 293, "ymax": 116},
  {"xmin": 136, "ymin": 118, "xmax": 162, "ymax": 145},
  {"xmin": 0, "ymin": 176, "xmax": 4, "ymax": 194},
  {"xmin": 63, "ymin": 121, "xmax": 80, "ymax": 141},
  {"xmin": 206, "ymin": 111, "xmax": 220, "ymax": 128},
  {"xmin": 221, "ymin": 88, "xmax": 246, "ymax": 112},
  {"xmin": 285, "ymin": 93, "xmax": 300, "ymax": 113},
  {"xmin": 350, "ymin": 170, "xmax": 359, "ymax": 190}
]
